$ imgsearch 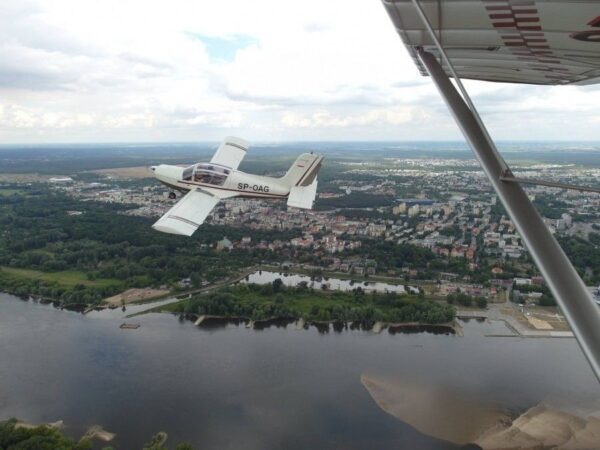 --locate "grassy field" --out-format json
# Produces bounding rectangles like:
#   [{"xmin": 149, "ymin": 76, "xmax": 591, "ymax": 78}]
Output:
[
  {"xmin": 161, "ymin": 286, "xmax": 349, "ymax": 315},
  {"xmin": 0, "ymin": 188, "xmax": 24, "ymax": 196},
  {"xmin": 0, "ymin": 266, "xmax": 121, "ymax": 288}
]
